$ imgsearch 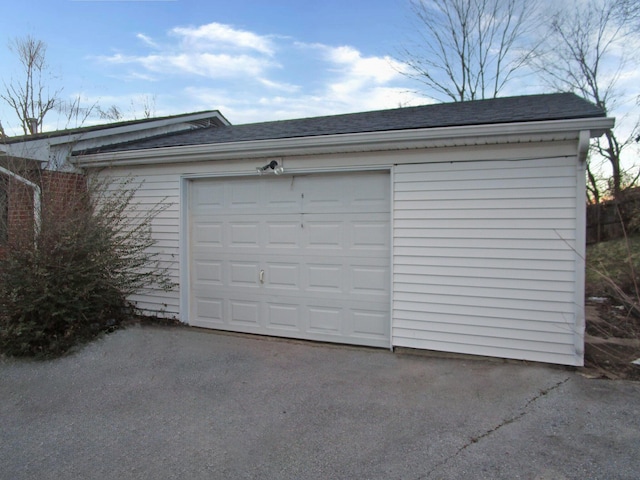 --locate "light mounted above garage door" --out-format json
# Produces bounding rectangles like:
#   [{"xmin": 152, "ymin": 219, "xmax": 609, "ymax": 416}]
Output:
[{"xmin": 256, "ymin": 160, "xmax": 285, "ymax": 175}]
